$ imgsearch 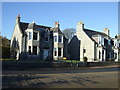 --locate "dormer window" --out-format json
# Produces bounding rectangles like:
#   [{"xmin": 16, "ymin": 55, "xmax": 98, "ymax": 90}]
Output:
[
  {"xmin": 33, "ymin": 32, "xmax": 38, "ymax": 40},
  {"xmin": 98, "ymin": 35, "xmax": 104, "ymax": 45}
]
